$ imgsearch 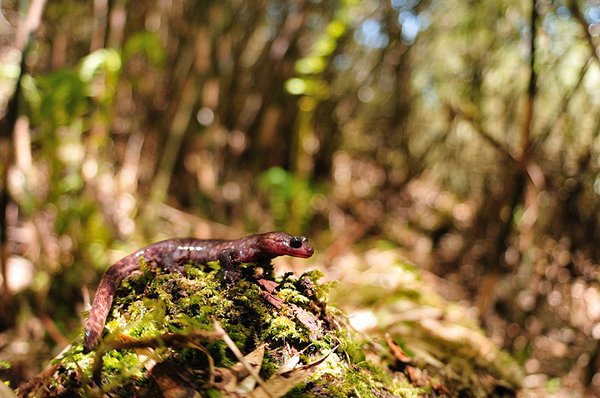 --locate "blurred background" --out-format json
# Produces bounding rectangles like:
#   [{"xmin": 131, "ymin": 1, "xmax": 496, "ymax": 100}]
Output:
[{"xmin": 1, "ymin": 0, "xmax": 600, "ymax": 395}]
